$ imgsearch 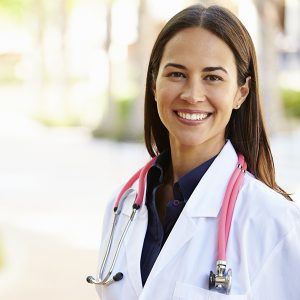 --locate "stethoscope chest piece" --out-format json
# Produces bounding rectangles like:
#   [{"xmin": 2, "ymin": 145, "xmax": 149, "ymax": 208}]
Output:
[{"xmin": 209, "ymin": 260, "xmax": 232, "ymax": 294}]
